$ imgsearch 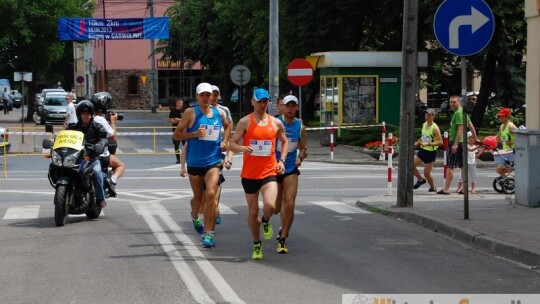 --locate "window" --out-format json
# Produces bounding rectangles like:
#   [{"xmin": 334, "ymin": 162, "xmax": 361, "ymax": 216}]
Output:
[{"xmin": 128, "ymin": 75, "xmax": 138, "ymax": 95}]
